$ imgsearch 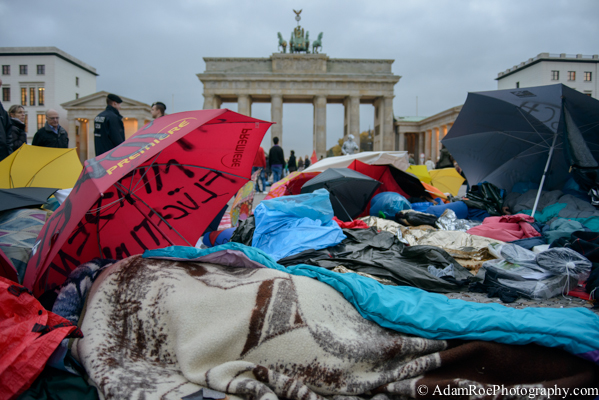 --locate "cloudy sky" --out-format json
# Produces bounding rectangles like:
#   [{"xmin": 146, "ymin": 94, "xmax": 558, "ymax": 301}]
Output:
[{"xmin": 2, "ymin": 0, "xmax": 598, "ymax": 157}]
